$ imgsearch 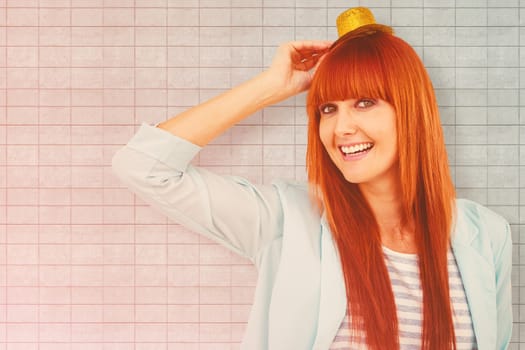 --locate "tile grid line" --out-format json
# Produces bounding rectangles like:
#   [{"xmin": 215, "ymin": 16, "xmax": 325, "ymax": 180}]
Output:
[
  {"xmin": 294, "ymin": 0, "xmax": 297, "ymax": 183},
  {"xmin": 518, "ymin": 0, "xmax": 521, "ymax": 345},
  {"xmin": 68, "ymin": 0, "xmax": 72, "ymax": 344},
  {"xmin": 230, "ymin": 0, "xmax": 234, "ymax": 344},
  {"xmin": 102, "ymin": 1, "xmax": 112, "ymax": 344},
  {"xmin": 453, "ymin": 3, "xmax": 457, "ymax": 195},
  {"xmin": 3, "ymin": 0, "xmax": 6, "ymax": 347},
  {"xmin": 198, "ymin": 0, "xmax": 201, "ymax": 344},
  {"xmin": 101, "ymin": 0, "xmax": 105, "ymax": 343},
  {"xmin": 262, "ymin": 2, "xmax": 266, "ymax": 185},
  {"xmin": 165, "ymin": 0, "xmax": 168, "ymax": 345},
  {"xmin": 132, "ymin": 1, "xmax": 136, "ymax": 345},
  {"xmin": 260, "ymin": 2, "xmax": 264, "ymax": 221},
  {"xmin": 36, "ymin": 1, "xmax": 40, "ymax": 347},
  {"xmin": 485, "ymin": 0, "xmax": 489, "ymax": 214}
]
